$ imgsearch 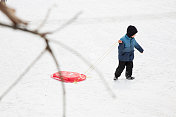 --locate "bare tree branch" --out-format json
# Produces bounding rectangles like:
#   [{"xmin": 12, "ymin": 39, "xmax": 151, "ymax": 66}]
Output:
[
  {"xmin": 0, "ymin": 3, "xmax": 114, "ymax": 117},
  {"xmin": 0, "ymin": 49, "xmax": 46, "ymax": 101},
  {"xmin": 0, "ymin": 8, "xmax": 82, "ymax": 117}
]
